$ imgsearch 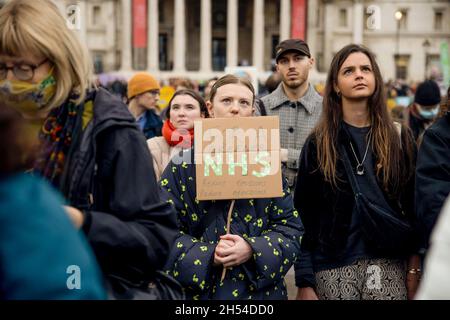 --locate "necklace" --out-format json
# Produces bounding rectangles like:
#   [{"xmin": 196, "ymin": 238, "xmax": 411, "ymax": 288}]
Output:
[{"xmin": 349, "ymin": 139, "xmax": 370, "ymax": 176}]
